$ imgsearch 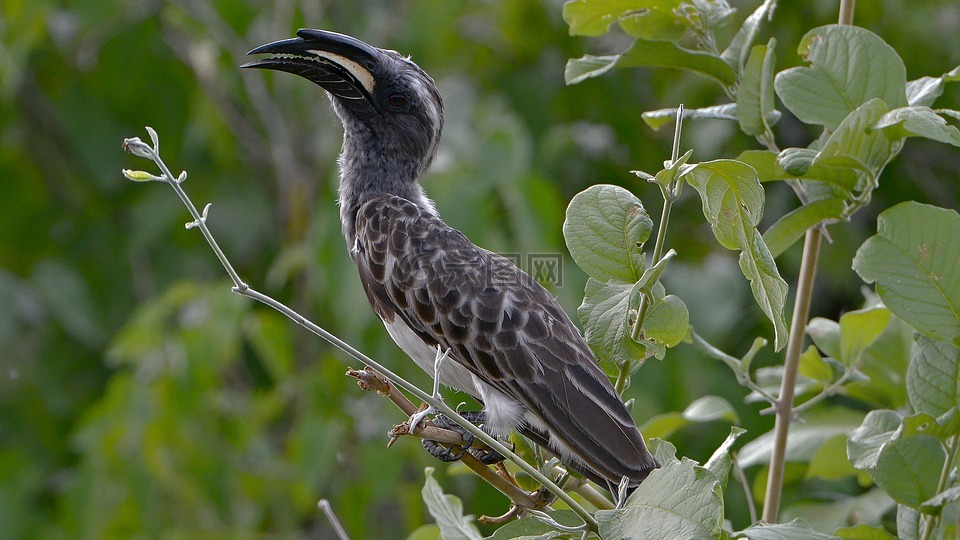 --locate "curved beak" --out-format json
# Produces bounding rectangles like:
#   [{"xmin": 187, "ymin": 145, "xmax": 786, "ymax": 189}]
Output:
[{"xmin": 242, "ymin": 29, "xmax": 380, "ymax": 114}]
